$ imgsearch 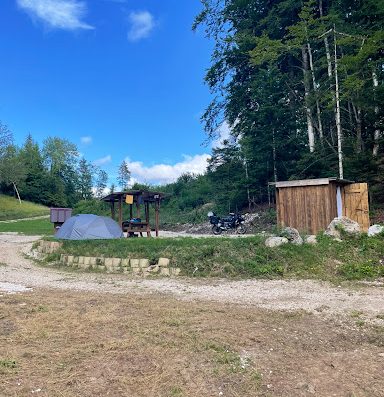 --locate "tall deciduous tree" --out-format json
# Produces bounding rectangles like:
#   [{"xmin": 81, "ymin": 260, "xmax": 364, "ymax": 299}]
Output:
[
  {"xmin": 77, "ymin": 158, "xmax": 94, "ymax": 200},
  {"xmin": 42, "ymin": 137, "xmax": 78, "ymax": 174}
]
